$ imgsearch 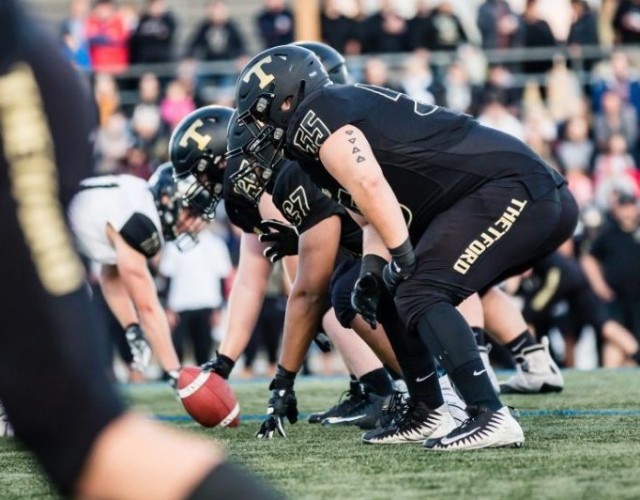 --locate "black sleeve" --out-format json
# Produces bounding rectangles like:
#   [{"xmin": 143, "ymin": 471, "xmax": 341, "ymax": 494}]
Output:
[
  {"xmin": 286, "ymin": 87, "xmax": 354, "ymax": 161},
  {"xmin": 0, "ymin": 1, "xmax": 124, "ymax": 494},
  {"xmin": 272, "ymin": 161, "xmax": 344, "ymax": 234},
  {"xmin": 119, "ymin": 212, "xmax": 162, "ymax": 258}
]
